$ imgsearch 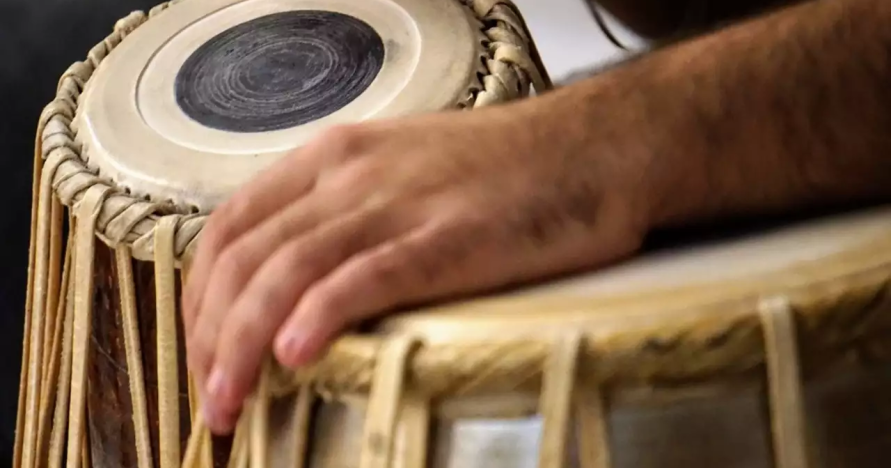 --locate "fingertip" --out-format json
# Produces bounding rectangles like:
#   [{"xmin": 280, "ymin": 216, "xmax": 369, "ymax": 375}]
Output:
[
  {"xmin": 205, "ymin": 366, "xmax": 245, "ymax": 421},
  {"xmin": 274, "ymin": 327, "xmax": 323, "ymax": 369},
  {"xmin": 202, "ymin": 399, "xmax": 238, "ymax": 435},
  {"xmin": 274, "ymin": 318, "xmax": 332, "ymax": 369}
]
